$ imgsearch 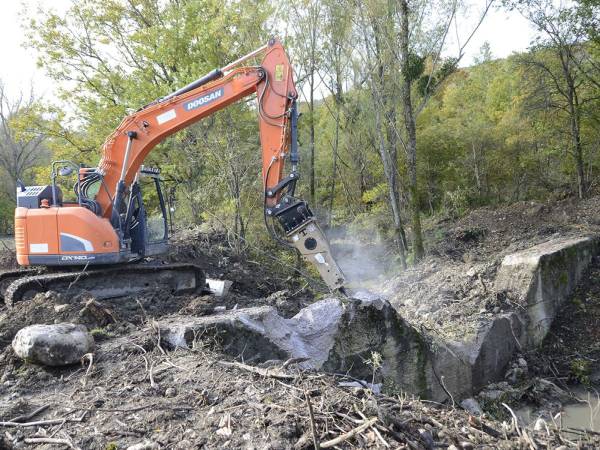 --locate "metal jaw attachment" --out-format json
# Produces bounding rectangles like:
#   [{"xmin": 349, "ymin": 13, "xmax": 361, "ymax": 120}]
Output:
[
  {"xmin": 268, "ymin": 195, "xmax": 346, "ymax": 291},
  {"xmin": 288, "ymin": 218, "xmax": 346, "ymax": 291}
]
